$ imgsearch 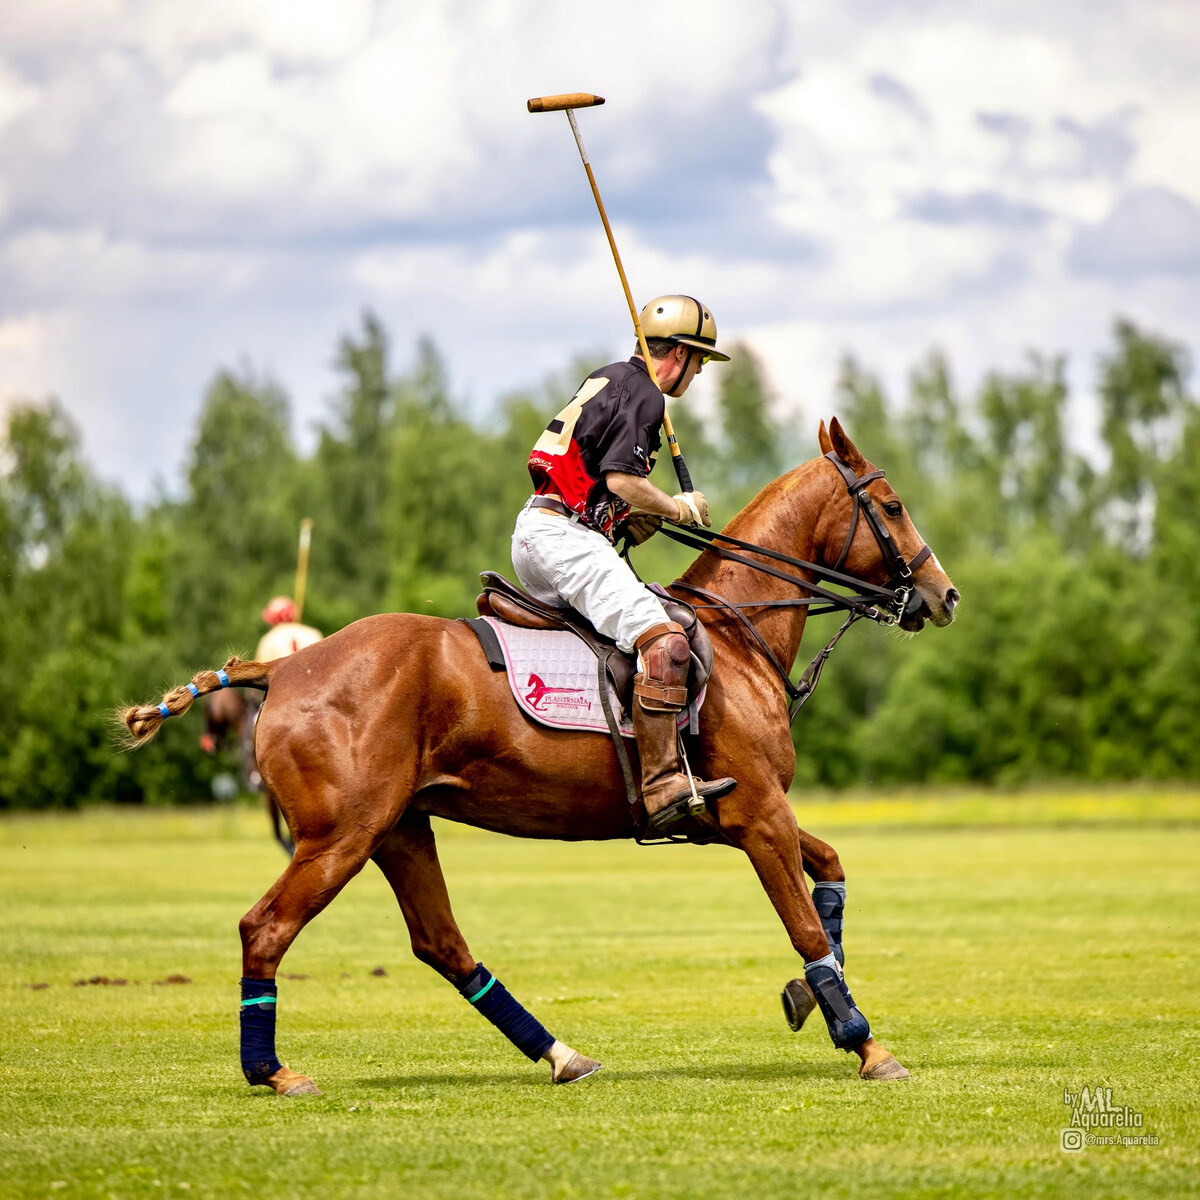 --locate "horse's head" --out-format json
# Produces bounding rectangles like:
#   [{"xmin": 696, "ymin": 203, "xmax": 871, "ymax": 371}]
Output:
[{"xmin": 816, "ymin": 417, "xmax": 959, "ymax": 632}]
